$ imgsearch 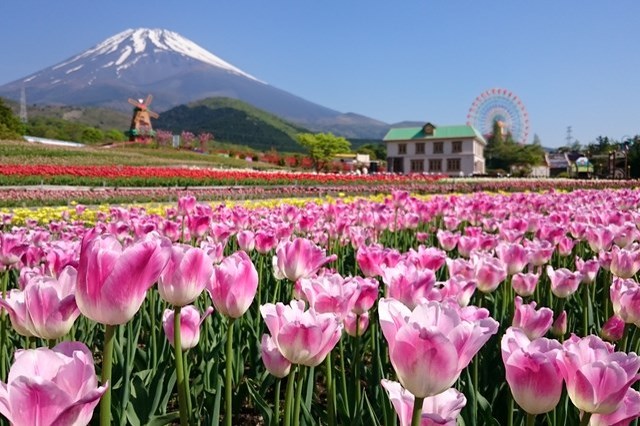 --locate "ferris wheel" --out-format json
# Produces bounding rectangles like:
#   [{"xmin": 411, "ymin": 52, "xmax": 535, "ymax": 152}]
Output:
[{"xmin": 467, "ymin": 88, "xmax": 530, "ymax": 143}]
